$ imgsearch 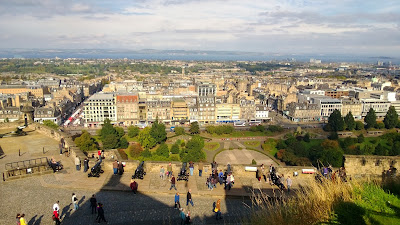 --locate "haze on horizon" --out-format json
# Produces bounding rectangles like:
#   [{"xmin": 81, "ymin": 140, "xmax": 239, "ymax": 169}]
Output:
[{"xmin": 0, "ymin": 0, "xmax": 399, "ymax": 57}]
